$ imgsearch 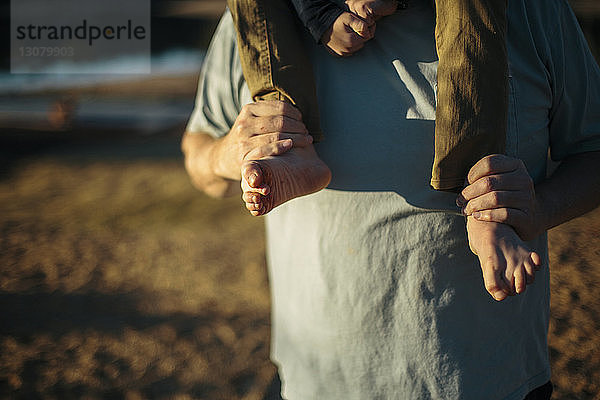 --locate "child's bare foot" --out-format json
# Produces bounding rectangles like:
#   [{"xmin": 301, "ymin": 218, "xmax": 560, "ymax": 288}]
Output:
[
  {"xmin": 241, "ymin": 145, "xmax": 331, "ymax": 216},
  {"xmin": 466, "ymin": 216, "xmax": 542, "ymax": 301}
]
